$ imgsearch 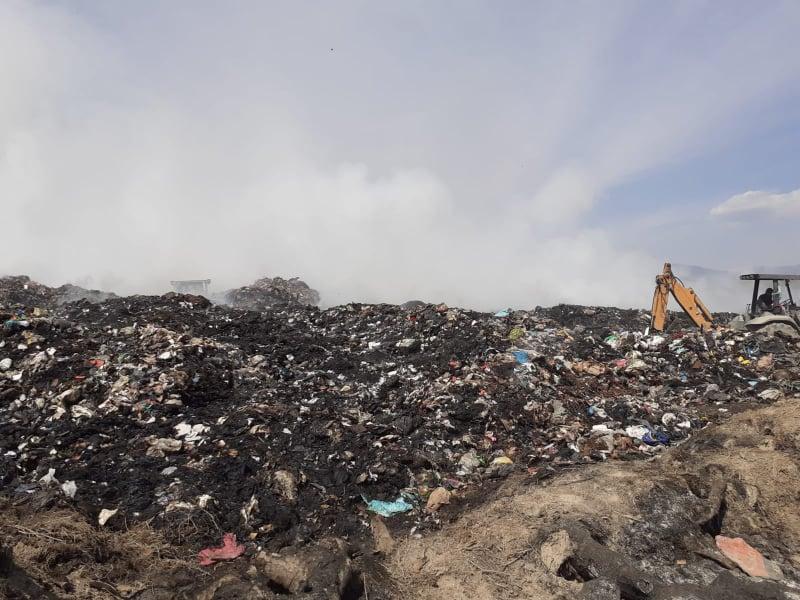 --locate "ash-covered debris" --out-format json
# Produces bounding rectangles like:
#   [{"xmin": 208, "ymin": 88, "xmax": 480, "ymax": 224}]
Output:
[
  {"xmin": 224, "ymin": 276, "xmax": 321, "ymax": 309},
  {"xmin": 0, "ymin": 276, "xmax": 58, "ymax": 310},
  {"xmin": 53, "ymin": 283, "xmax": 118, "ymax": 306},
  {"xmin": 0, "ymin": 276, "xmax": 117, "ymax": 310},
  {"xmin": 0, "ymin": 277, "xmax": 798, "ymax": 558}
]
